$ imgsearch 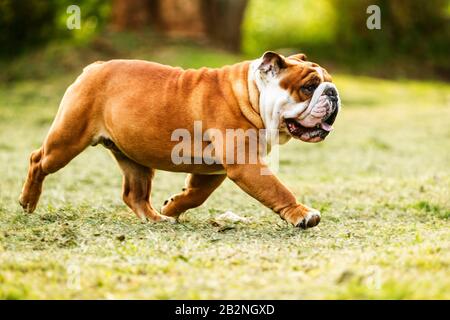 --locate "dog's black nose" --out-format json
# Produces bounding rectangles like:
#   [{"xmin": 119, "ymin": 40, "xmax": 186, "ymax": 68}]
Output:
[
  {"xmin": 325, "ymin": 87, "xmax": 338, "ymax": 102},
  {"xmin": 324, "ymin": 87, "xmax": 337, "ymax": 97}
]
